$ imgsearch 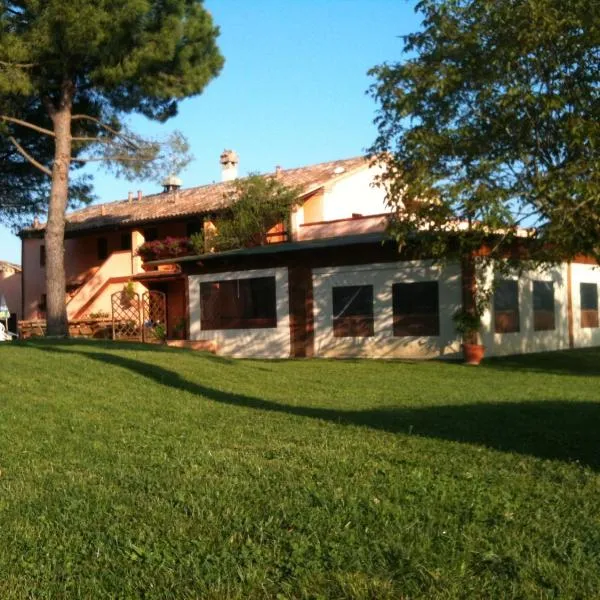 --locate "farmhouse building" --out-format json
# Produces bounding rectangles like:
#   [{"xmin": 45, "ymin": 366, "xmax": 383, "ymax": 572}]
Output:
[
  {"xmin": 18, "ymin": 153, "xmax": 600, "ymax": 358},
  {"xmin": 0, "ymin": 261, "xmax": 22, "ymax": 332}
]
